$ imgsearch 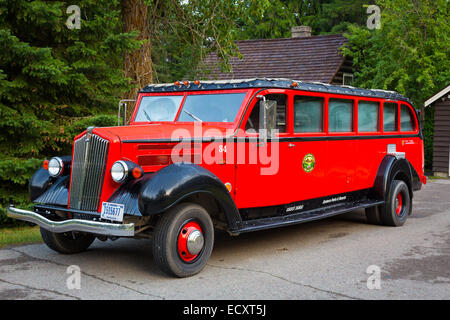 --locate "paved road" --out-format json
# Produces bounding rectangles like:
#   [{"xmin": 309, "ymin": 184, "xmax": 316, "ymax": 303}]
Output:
[{"xmin": 0, "ymin": 180, "xmax": 449, "ymax": 300}]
